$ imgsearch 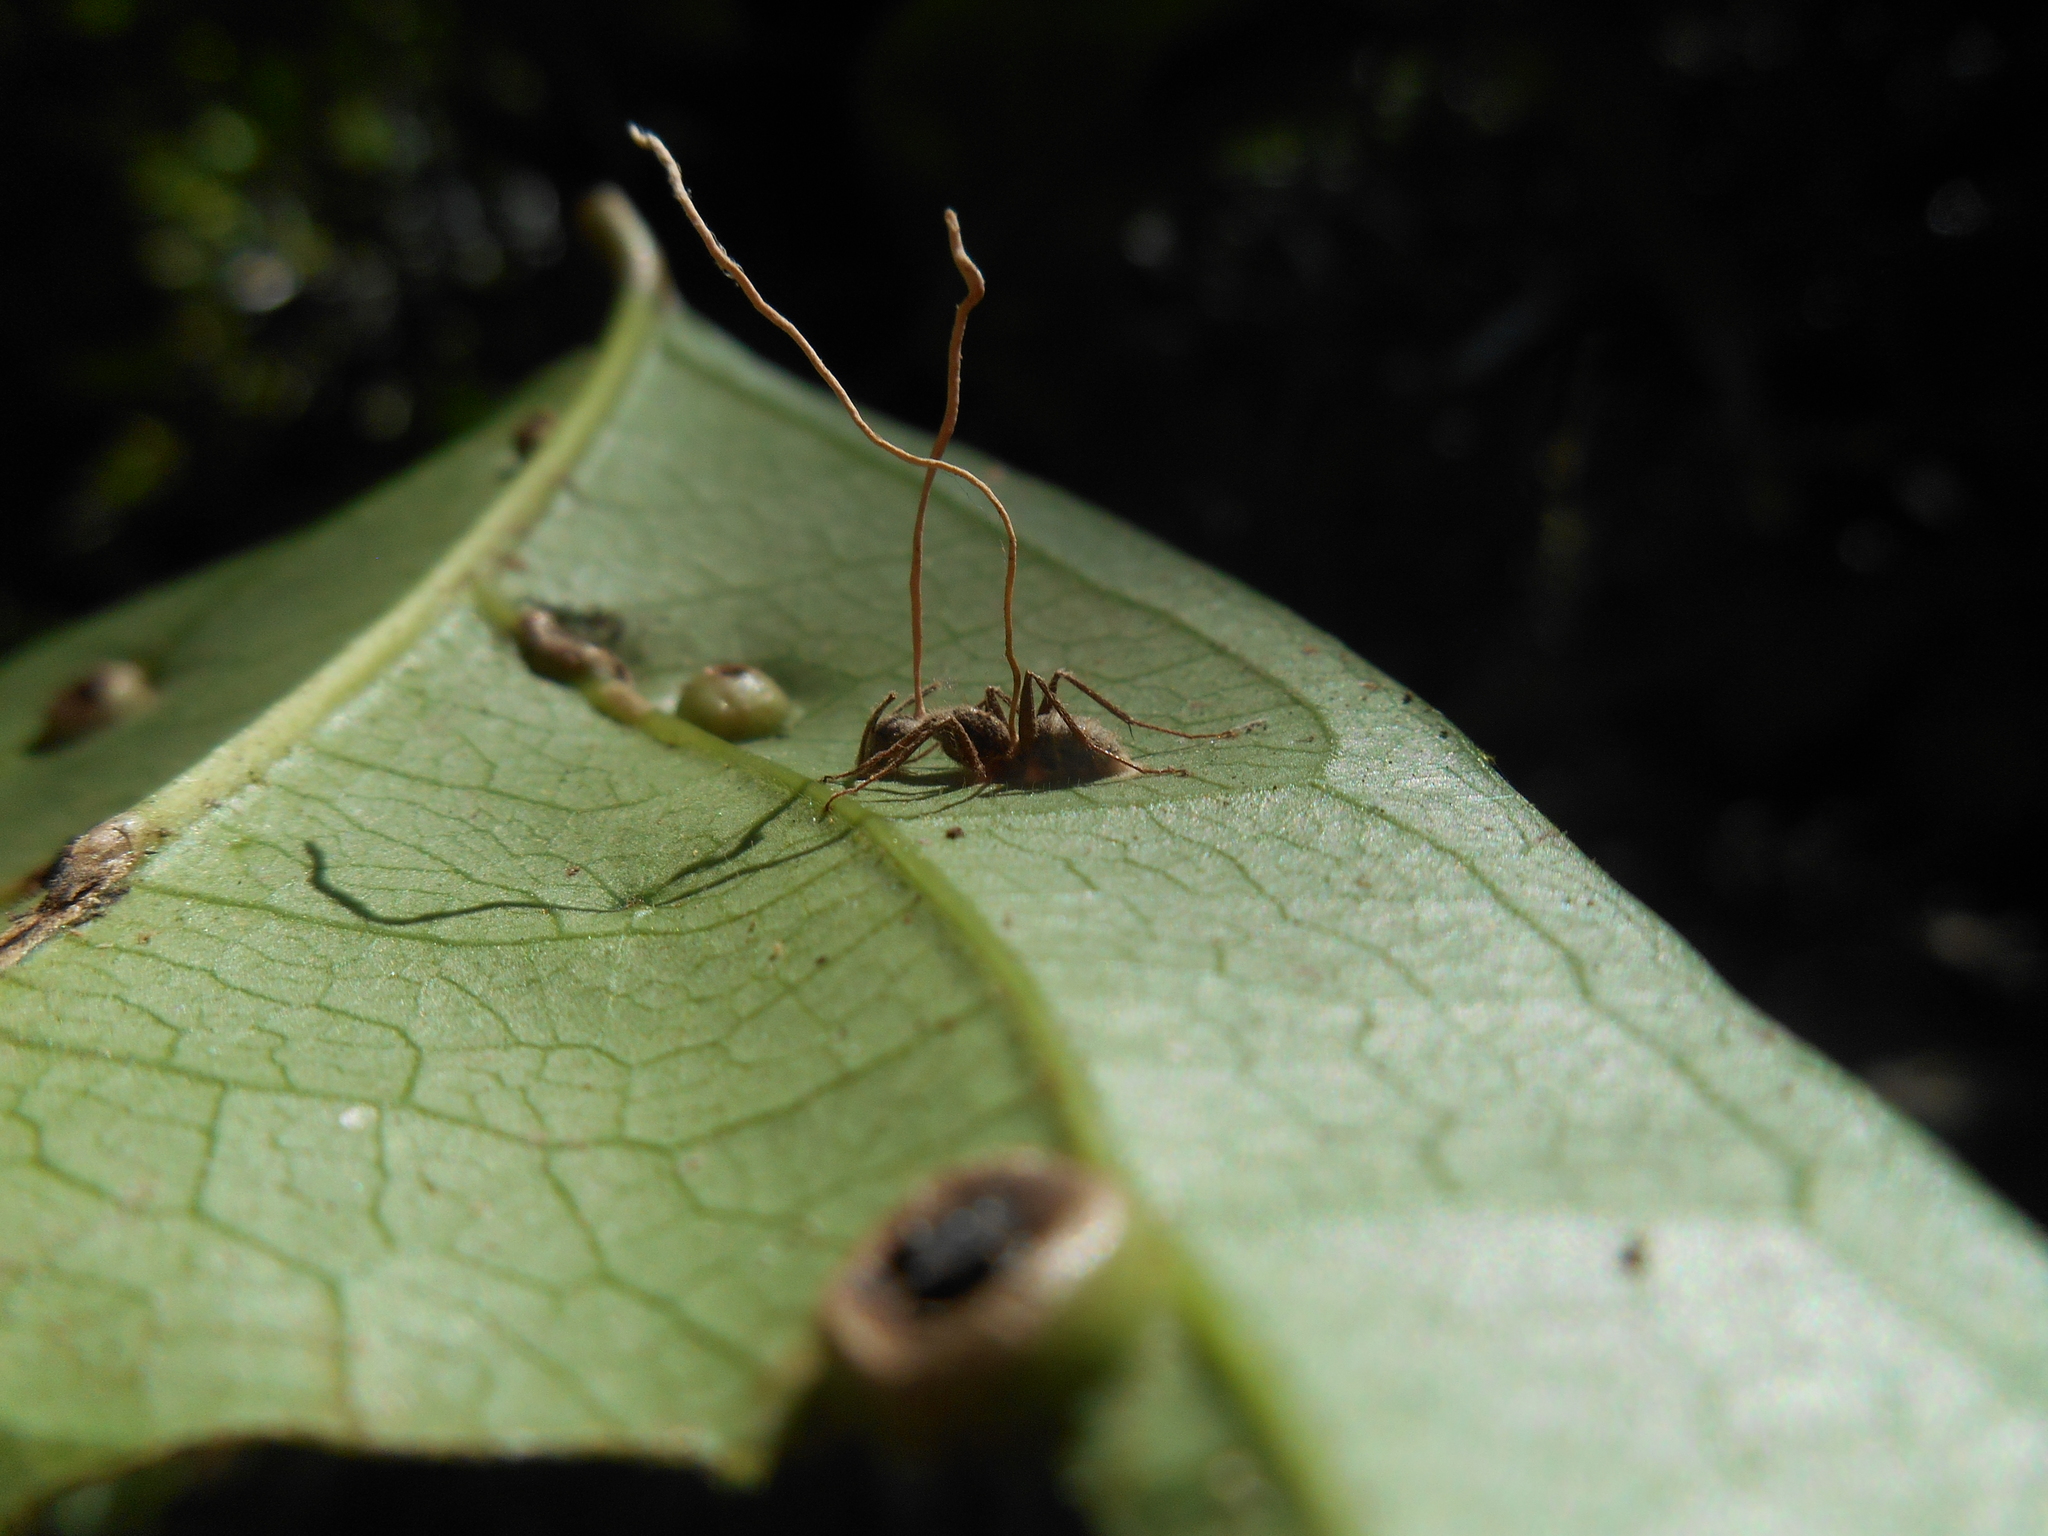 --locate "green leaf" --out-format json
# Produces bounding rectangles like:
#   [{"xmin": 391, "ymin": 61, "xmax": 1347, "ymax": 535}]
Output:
[{"xmin": 5, "ymin": 191, "xmax": 2047, "ymax": 1535}]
